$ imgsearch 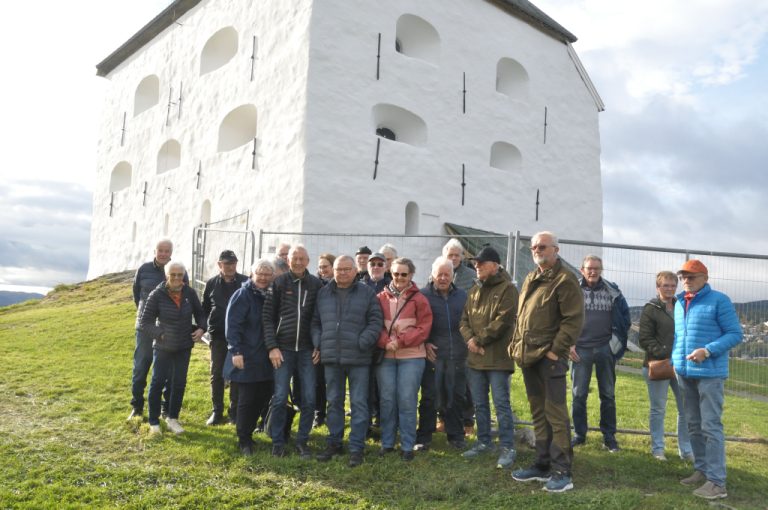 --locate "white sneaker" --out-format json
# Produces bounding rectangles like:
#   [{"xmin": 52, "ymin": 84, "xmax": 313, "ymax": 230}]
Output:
[
  {"xmin": 149, "ymin": 424, "xmax": 162, "ymax": 435},
  {"xmin": 166, "ymin": 418, "xmax": 185, "ymax": 434}
]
